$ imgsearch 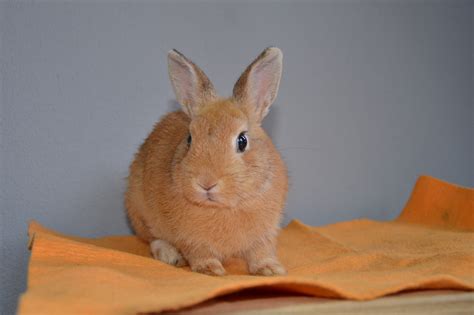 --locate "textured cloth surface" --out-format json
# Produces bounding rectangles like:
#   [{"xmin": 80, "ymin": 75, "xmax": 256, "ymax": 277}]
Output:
[{"xmin": 18, "ymin": 176, "xmax": 474, "ymax": 314}]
